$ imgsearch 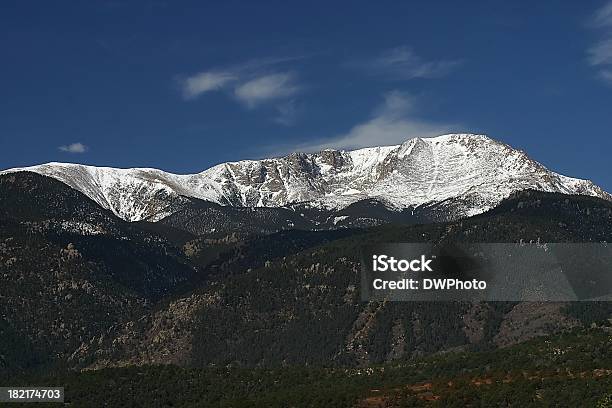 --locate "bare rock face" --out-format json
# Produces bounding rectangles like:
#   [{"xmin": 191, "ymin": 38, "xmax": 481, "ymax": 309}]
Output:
[
  {"xmin": 462, "ymin": 303, "xmax": 492, "ymax": 344},
  {"xmin": 493, "ymin": 302, "xmax": 581, "ymax": 348},
  {"xmin": 3, "ymin": 134, "xmax": 609, "ymax": 222}
]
